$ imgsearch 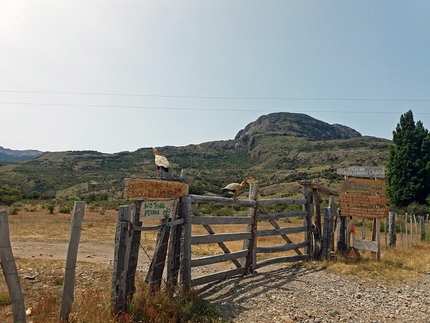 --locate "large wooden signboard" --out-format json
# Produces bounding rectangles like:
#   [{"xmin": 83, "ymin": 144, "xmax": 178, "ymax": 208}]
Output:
[{"xmin": 123, "ymin": 178, "xmax": 189, "ymax": 199}]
